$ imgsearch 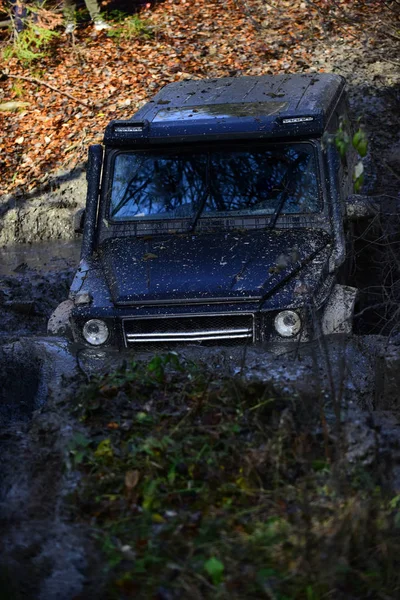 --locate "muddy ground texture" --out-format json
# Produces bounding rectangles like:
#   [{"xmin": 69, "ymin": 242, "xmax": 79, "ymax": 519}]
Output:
[{"xmin": 0, "ymin": 36, "xmax": 400, "ymax": 600}]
